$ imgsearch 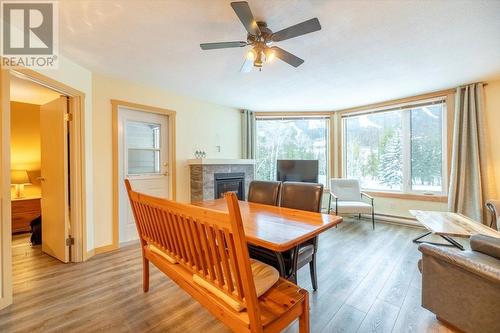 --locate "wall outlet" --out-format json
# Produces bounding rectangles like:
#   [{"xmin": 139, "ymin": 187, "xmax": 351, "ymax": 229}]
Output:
[{"xmin": 216, "ymin": 145, "xmax": 221, "ymax": 153}]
